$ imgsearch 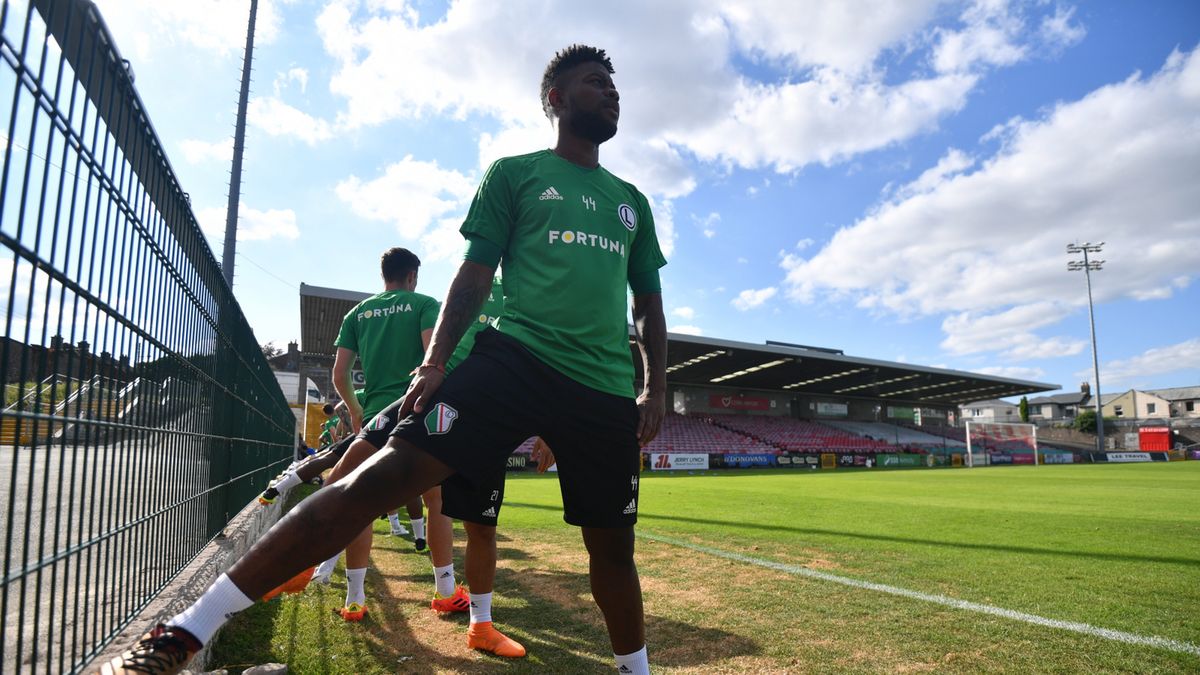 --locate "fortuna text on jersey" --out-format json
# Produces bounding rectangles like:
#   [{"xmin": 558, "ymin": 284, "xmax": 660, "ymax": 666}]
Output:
[{"xmin": 547, "ymin": 229, "xmax": 627, "ymax": 256}]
